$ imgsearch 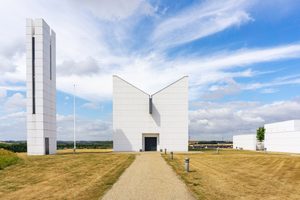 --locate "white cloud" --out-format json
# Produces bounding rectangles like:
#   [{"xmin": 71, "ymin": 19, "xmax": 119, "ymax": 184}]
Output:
[
  {"xmin": 260, "ymin": 88, "xmax": 278, "ymax": 94},
  {"xmin": 0, "ymin": 111, "xmax": 25, "ymax": 121},
  {"xmin": 81, "ymin": 102, "xmax": 103, "ymax": 110},
  {"xmin": 0, "ymin": 89, "xmax": 7, "ymax": 99},
  {"xmin": 57, "ymin": 114, "xmax": 112, "ymax": 140},
  {"xmin": 63, "ymin": 43, "xmax": 300, "ymax": 101},
  {"xmin": 0, "ymin": 112, "xmax": 112, "ymax": 141},
  {"xmin": 202, "ymin": 78, "xmax": 241, "ymax": 100},
  {"xmin": 200, "ymin": 72, "xmax": 300, "ymax": 99},
  {"xmin": 0, "ymin": 0, "xmax": 300, "ymax": 102},
  {"xmin": 0, "ymin": 0, "xmax": 300, "ymax": 141},
  {"xmin": 183, "ymin": 43, "xmax": 300, "ymax": 73},
  {"xmin": 243, "ymin": 73, "xmax": 300, "ymax": 90},
  {"xmin": 189, "ymin": 99, "xmax": 300, "ymax": 140},
  {"xmin": 76, "ymin": 0, "xmax": 155, "ymax": 21},
  {"xmin": 152, "ymin": 0, "xmax": 253, "ymax": 48},
  {"xmin": 0, "ymin": 111, "xmax": 26, "ymax": 140},
  {"xmin": 0, "ymin": 85, "xmax": 26, "ymax": 91},
  {"xmin": 58, "ymin": 57, "xmax": 100, "ymax": 76},
  {"xmin": 4, "ymin": 93, "xmax": 26, "ymax": 112}
]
